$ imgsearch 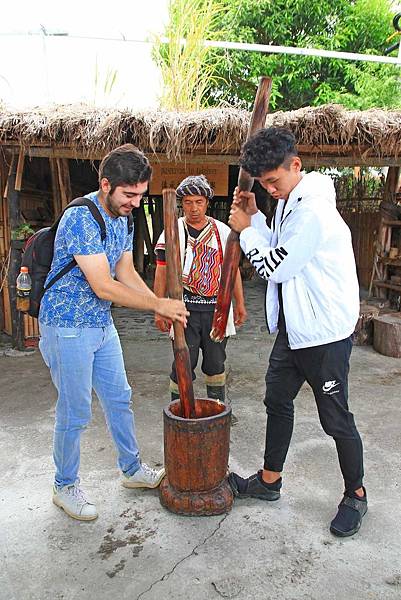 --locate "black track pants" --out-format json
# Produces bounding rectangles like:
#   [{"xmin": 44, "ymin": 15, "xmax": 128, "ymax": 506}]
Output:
[{"xmin": 263, "ymin": 329, "xmax": 364, "ymax": 492}]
